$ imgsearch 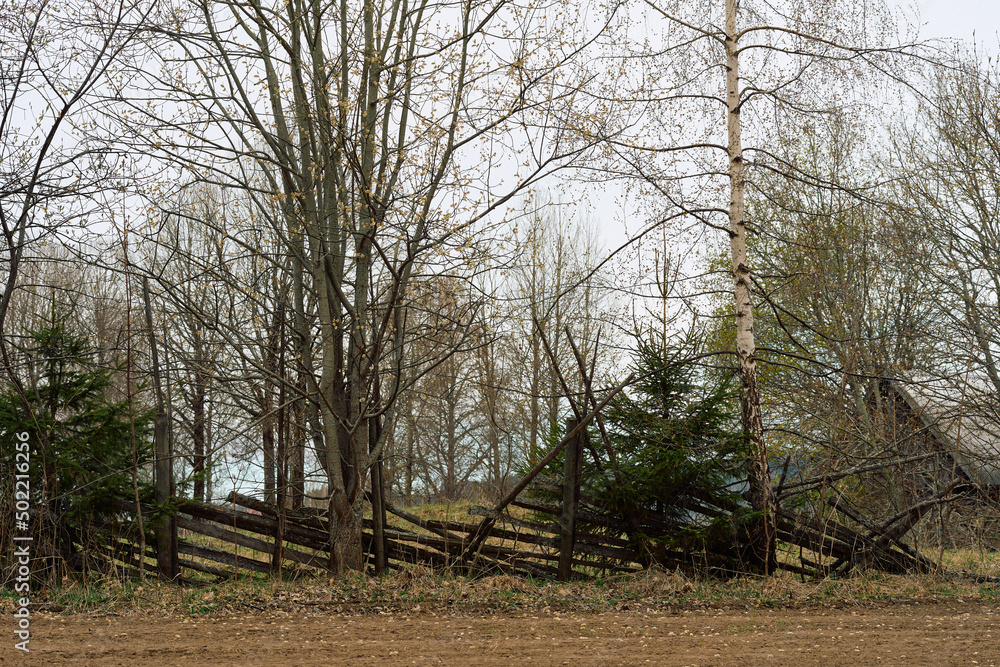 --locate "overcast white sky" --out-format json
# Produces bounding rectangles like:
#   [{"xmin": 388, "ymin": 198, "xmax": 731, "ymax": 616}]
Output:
[{"xmin": 908, "ymin": 0, "xmax": 1000, "ymax": 49}]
